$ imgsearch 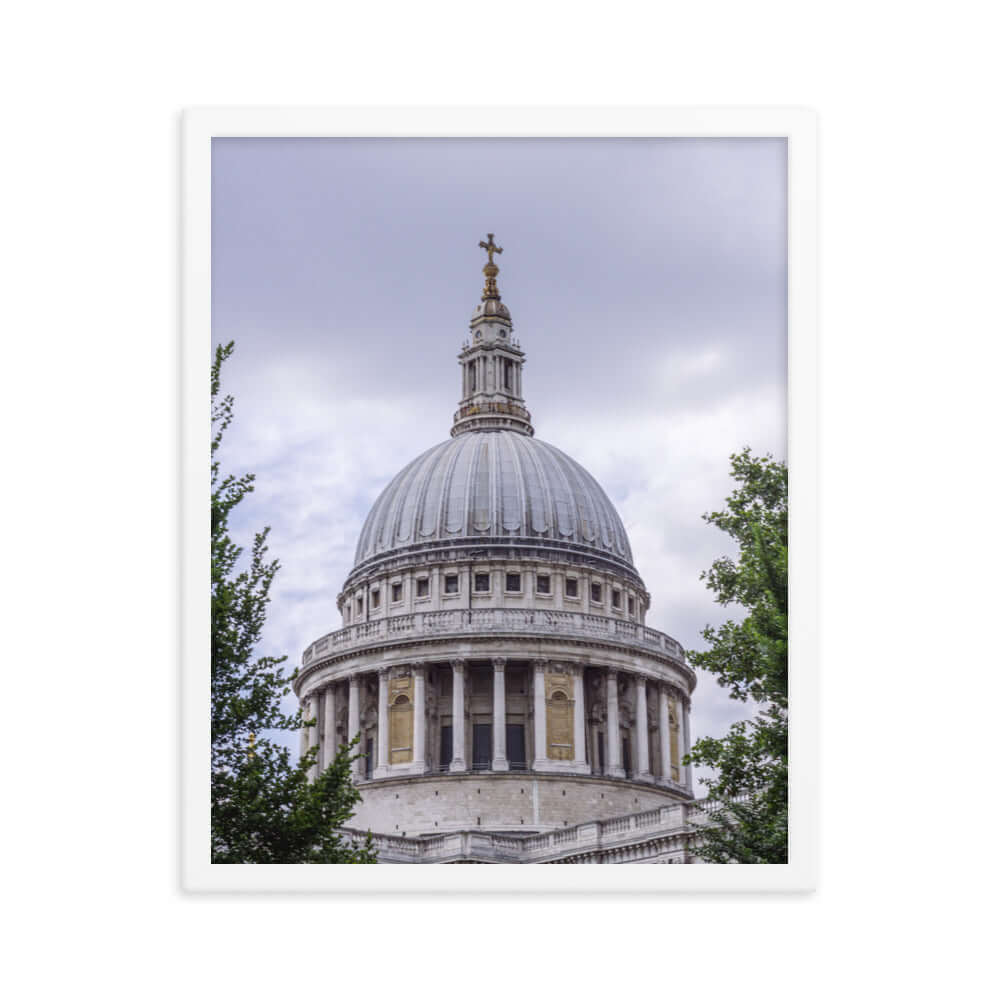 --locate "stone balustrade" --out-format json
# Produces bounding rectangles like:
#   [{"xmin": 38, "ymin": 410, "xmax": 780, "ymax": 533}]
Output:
[
  {"xmin": 303, "ymin": 607, "xmax": 685, "ymax": 667},
  {"xmin": 345, "ymin": 799, "xmax": 705, "ymax": 864}
]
